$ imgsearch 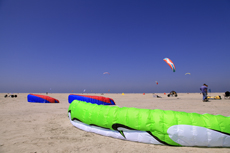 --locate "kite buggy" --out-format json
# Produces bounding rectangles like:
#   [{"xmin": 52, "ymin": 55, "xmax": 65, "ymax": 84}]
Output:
[{"xmin": 167, "ymin": 91, "xmax": 177, "ymax": 97}]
